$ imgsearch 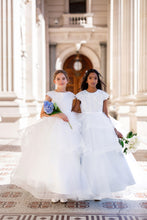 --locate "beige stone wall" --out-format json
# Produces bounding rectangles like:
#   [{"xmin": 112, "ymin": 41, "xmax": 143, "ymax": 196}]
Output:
[
  {"xmin": 92, "ymin": 0, "xmax": 107, "ymax": 26},
  {"xmin": 46, "ymin": 0, "xmax": 107, "ymax": 27},
  {"xmin": 45, "ymin": 0, "xmax": 65, "ymax": 27}
]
